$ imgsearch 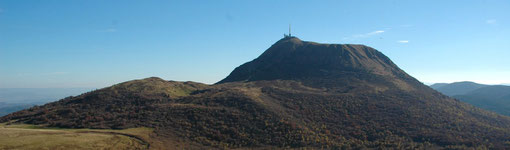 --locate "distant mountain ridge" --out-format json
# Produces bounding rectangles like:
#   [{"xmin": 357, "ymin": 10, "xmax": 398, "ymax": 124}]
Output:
[
  {"xmin": 430, "ymin": 82, "xmax": 510, "ymax": 116},
  {"xmin": 430, "ymin": 81, "xmax": 489, "ymax": 96},
  {"xmin": 3, "ymin": 37, "xmax": 510, "ymax": 149}
]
